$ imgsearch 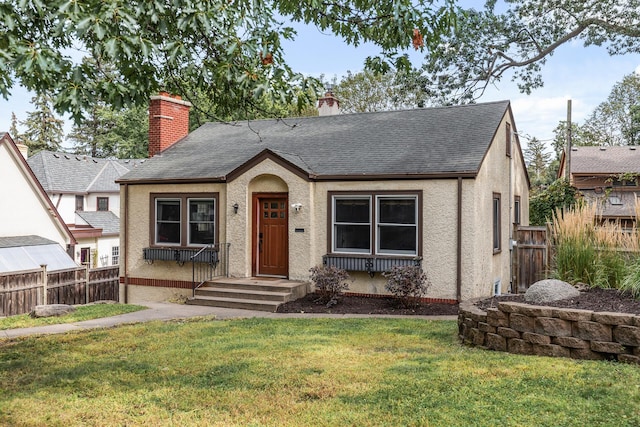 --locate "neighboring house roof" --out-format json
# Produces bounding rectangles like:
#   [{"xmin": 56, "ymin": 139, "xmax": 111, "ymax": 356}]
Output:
[
  {"xmin": 568, "ymin": 146, "xmax": 640, "ymax": 175},
  {"xmin": 119, "ymin": 101, "xmax": 512, "ymax": 183},
  {"xmin": 27, "ymin": 151, "xmax": 144, "ymax": 193},
  {"xmin": 0, "ymin": 235, "xmax": 78, "ymax": 273},
  {"xmin": 76, "ymin": 211, "xmax": 120, "ymax": 235}
]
